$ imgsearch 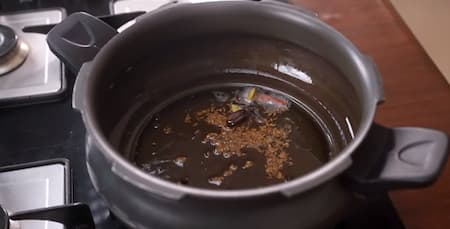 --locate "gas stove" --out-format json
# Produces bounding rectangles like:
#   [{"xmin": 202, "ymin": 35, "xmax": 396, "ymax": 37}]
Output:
[{"xmin": 0, "ymin": 1, "xmax": 406, "ymax": 228}]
